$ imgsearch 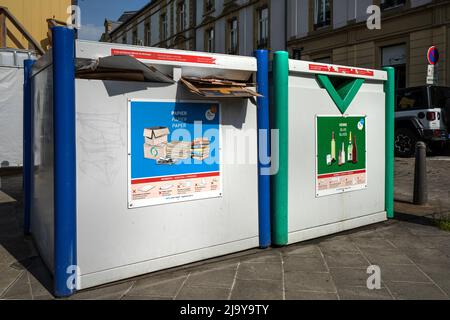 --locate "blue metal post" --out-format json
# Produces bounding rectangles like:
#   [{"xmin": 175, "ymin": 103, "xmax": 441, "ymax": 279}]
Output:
[
  {"xmin": 255, "ymin": 50, "xmax": 271, "ymax": 248},
  {"xmin": 52, "ymin": 26, "xmax": 77, "ymax": 297},
  {"xmin": 23, "ymin": 59, "xmax": 35, "ymax": 235}
]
